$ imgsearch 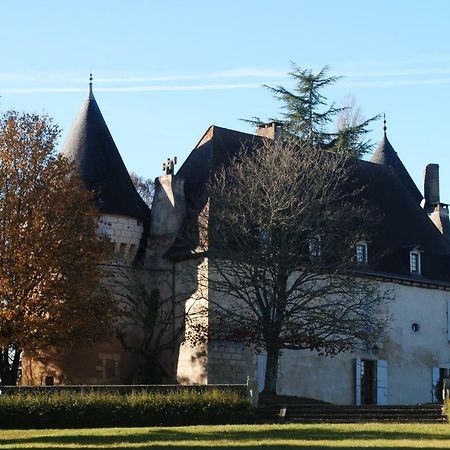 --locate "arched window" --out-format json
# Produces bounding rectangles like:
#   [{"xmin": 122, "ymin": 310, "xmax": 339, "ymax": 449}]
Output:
[{"xmin": 356, "ymin": 241, "xmax": 368, "ymax": 264}]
